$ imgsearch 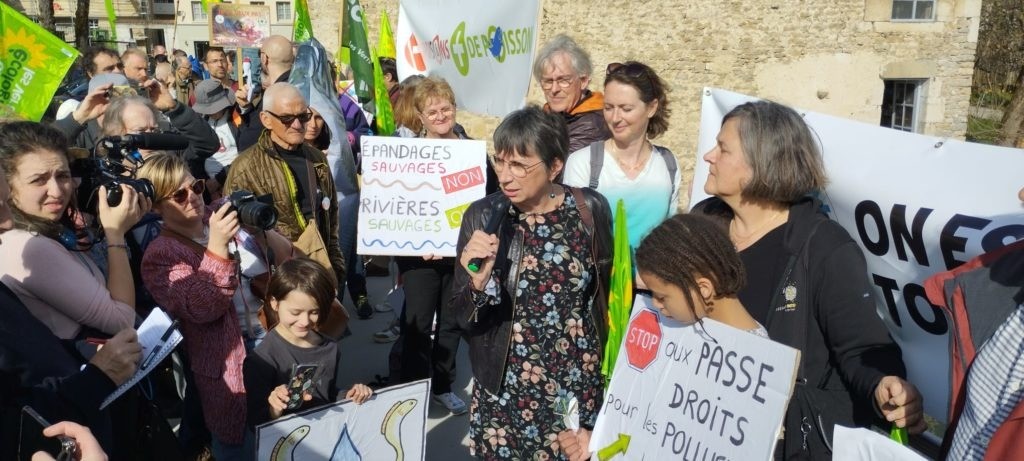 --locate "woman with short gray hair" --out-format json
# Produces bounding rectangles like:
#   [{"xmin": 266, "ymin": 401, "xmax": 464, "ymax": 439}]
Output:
[{"xmin": 693, "ymin": 100, "xmax": 926, "ymax": 458}]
